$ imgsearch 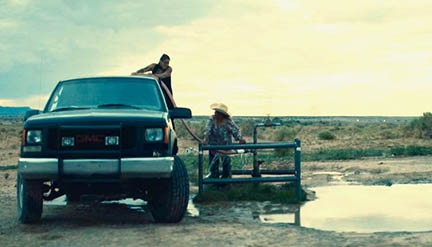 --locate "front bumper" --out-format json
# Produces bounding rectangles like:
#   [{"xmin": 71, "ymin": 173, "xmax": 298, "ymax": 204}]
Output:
[{"xmin": 18, "ymin": 157, "xmax": 174, "ymax": 179}]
